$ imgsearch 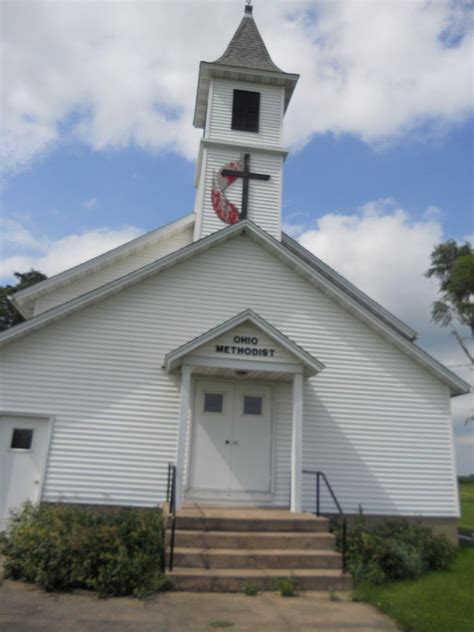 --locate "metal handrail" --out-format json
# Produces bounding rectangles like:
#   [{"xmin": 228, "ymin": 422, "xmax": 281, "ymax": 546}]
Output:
[
  {"xmin": 303, "ymin": 470, "xmax": 347, "ymax": 572},
  {"xmin": 165, "ymin": 463, "xmax": 177, "ymax": 572}
]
